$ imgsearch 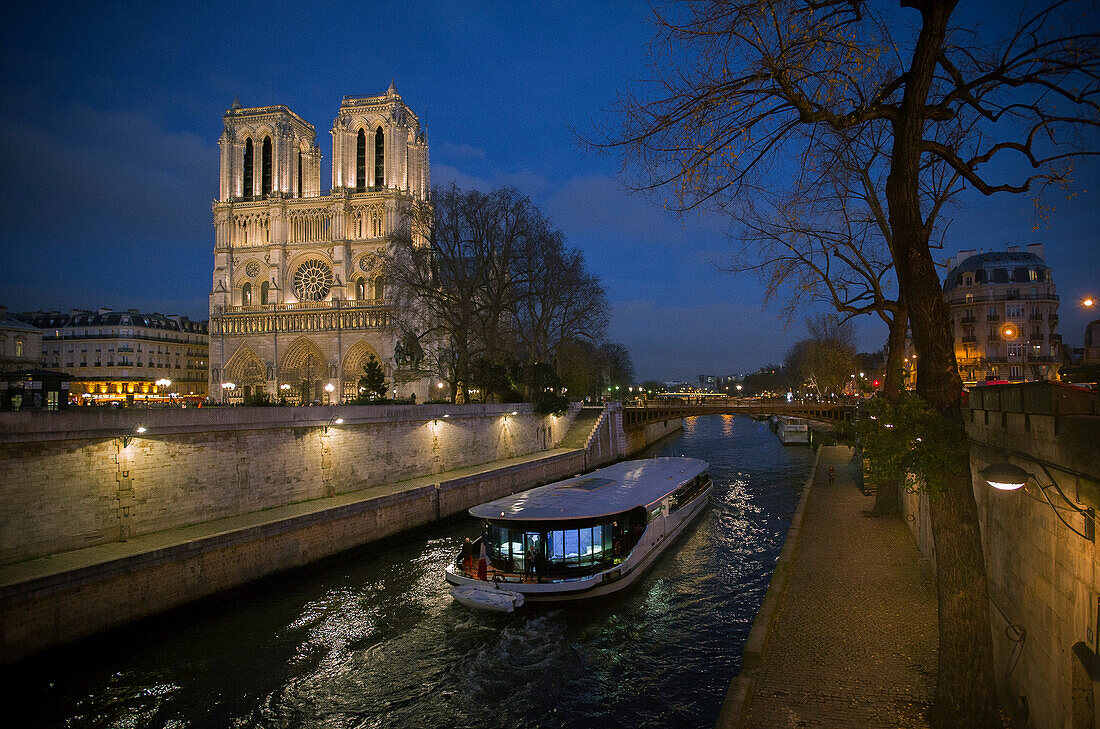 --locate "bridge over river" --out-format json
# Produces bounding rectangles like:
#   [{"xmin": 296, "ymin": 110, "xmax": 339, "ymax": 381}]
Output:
[{"xmin": 622, "ymin": 399, "xmax": 855, "ymax": 432}]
